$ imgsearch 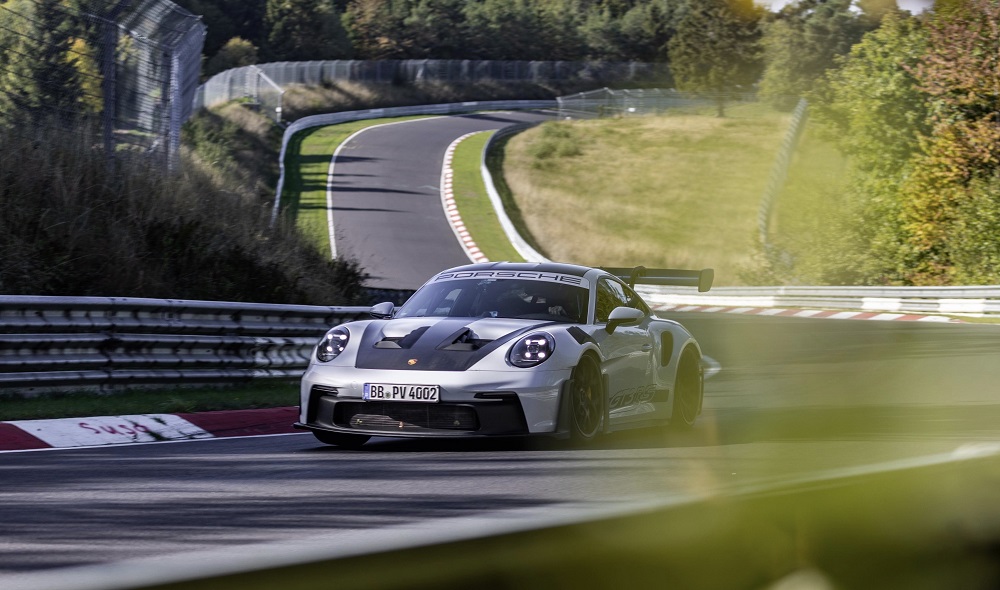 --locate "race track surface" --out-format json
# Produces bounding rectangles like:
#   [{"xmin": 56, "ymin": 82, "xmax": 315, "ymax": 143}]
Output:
[
  {"xmin": 4, "ymin": 313, "xmax": 1000, "ymax": 583},
  {"xmin": 327, "ymin": 111, "xmax": 554, "ymax": 290}
]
